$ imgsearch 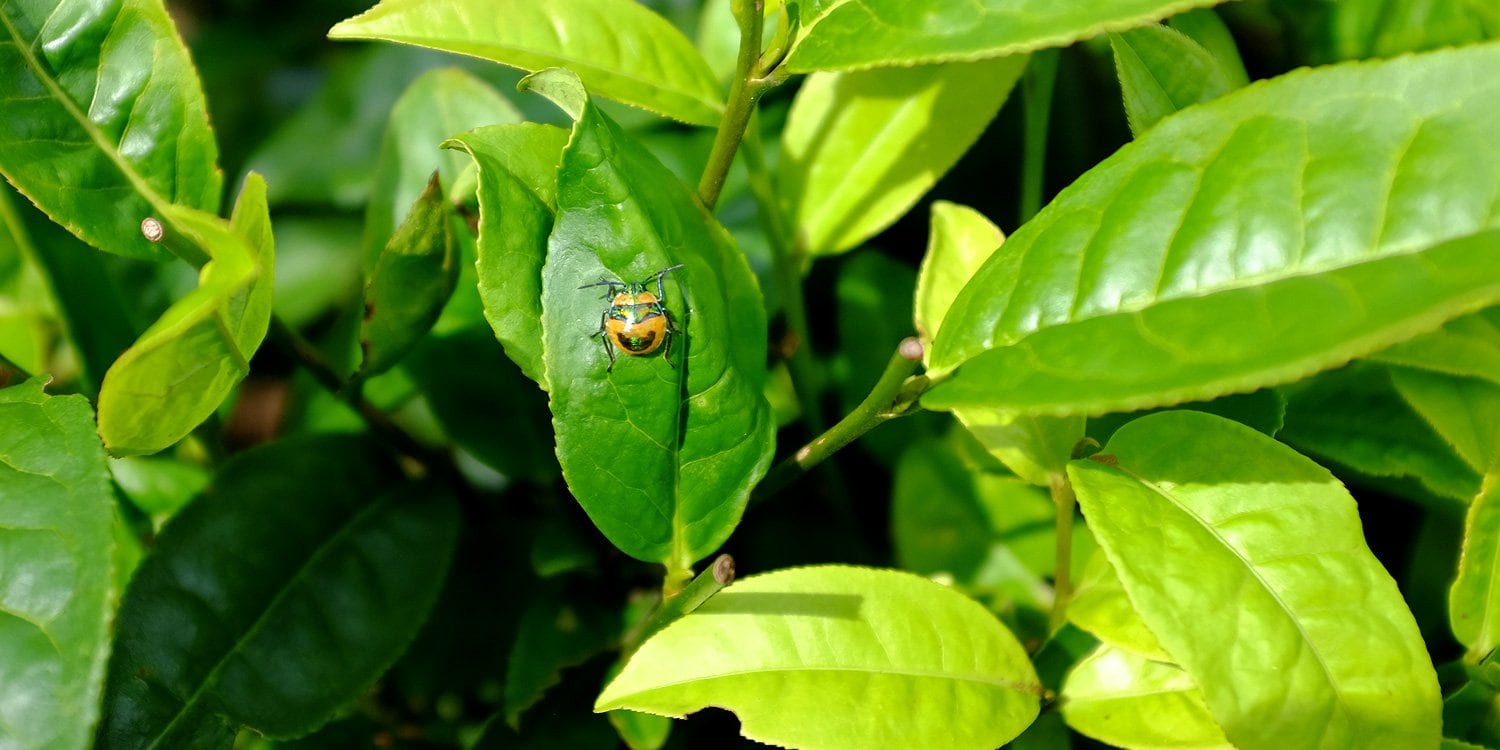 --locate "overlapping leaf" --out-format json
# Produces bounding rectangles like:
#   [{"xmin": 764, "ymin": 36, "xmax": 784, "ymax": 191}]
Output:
[
  {"xmin": 329, "ymin": 0, "xmax": 723, "ymax": 125},
  {"xmin": 95, "ymin": 176, "xmax": 274, "ymax": 455},
  {"xmin": 598, "ymin": 566, "xmax": 1042, "ymax": 750},
  {"xmin": 0, "ymin": 379, "xmax": 117, "ymax": 750},
  {"xmin": 1068, "ymin": 411, "xmax": 1441, "ymax": 748},
  {"xmin": 785, "ymin": 0, "xmax": 1228, "ymax": 71},
  {"xmin": 358, "ymin": 174, "xmax": 458, "ymax": 379},
  {"xmin": 927, "ymin": 43, "xmax": 1500, "ymax": 417},
  {"xmin": 98, "ymin": 435, "xmax": 459, "ymax": 747},
  {"xmin": 0, "ymin": 0, "xmax": 220, "ymax": 260},
  {"xmin": 1061, "ymin": 644, "xmax": 1231, "ymax": 749},
  {"xmin": 531, "ymin": 70, "xmax": 772, "ymax": 569}
]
